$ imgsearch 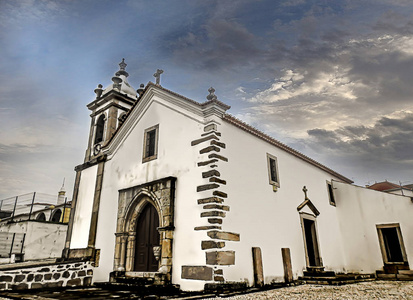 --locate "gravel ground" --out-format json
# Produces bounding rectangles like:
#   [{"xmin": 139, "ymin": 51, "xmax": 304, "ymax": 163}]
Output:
[
  {"xmin": 0, "ymin": 281, "xmax": 412, "ymax": 299},
  {"xmin": 204, "ymin": 281, "xmax": 413, "ymax": 300}
]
